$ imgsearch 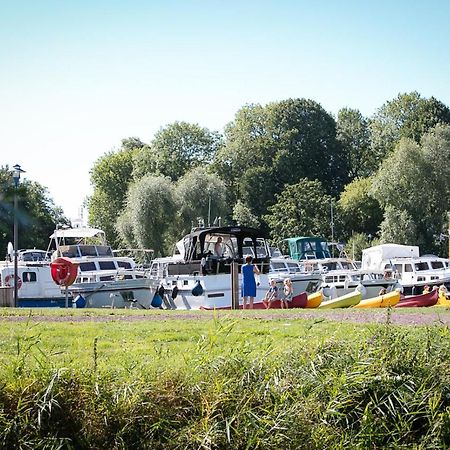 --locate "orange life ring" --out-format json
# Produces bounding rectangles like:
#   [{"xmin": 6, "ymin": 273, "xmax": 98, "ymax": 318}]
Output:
[{"xmin": 4, "ymin": 274, "xmax": 22, "ymax": 289}]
